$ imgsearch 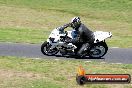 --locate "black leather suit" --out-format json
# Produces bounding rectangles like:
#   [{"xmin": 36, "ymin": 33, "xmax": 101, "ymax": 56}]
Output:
[
  {"xmin": 60, "ymin": 23, "xmax": 95, "ymax": 57},
  {"xmin": 73, "ymin": 24, "xmax": 95, "ymax": 57}
]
